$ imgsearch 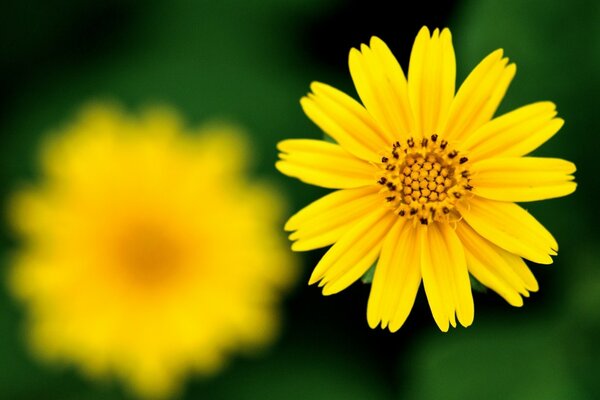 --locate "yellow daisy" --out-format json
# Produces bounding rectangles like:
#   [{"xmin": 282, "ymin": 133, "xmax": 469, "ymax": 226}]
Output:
[
  {"xmin": 276, "ymin": 27, "xmax": 576, "ymax": 332},
  {"xmin": 9, "ymin": 104, "xmax": 296, "ymax": 398}
]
